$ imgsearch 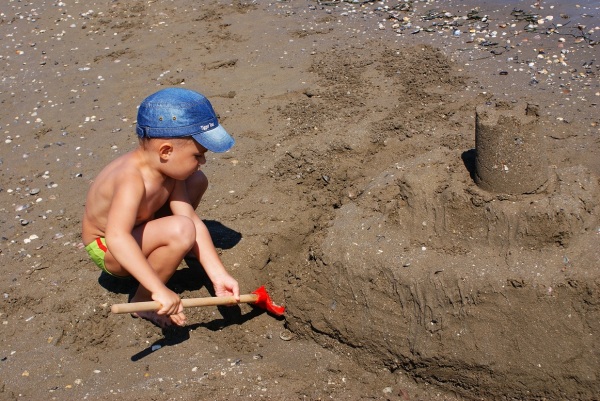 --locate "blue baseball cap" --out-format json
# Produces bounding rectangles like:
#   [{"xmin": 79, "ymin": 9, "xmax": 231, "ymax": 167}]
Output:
[{"xmin": 136, "ymin": 87, "xmax": 234, "ymax": 153}]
